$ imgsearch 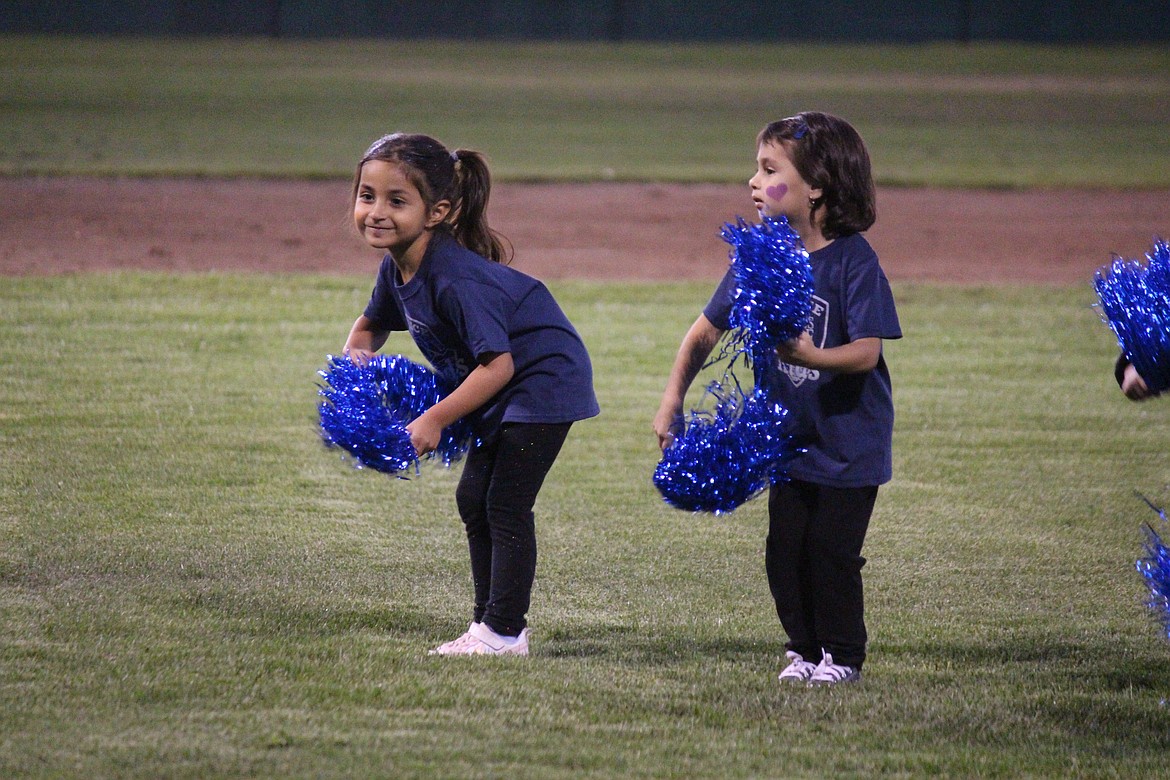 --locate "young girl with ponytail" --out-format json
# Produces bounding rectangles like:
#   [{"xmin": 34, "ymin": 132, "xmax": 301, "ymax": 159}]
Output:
[{"xmin": 343, "ymin": 133, "xmax": 599, "ymax": 656}]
